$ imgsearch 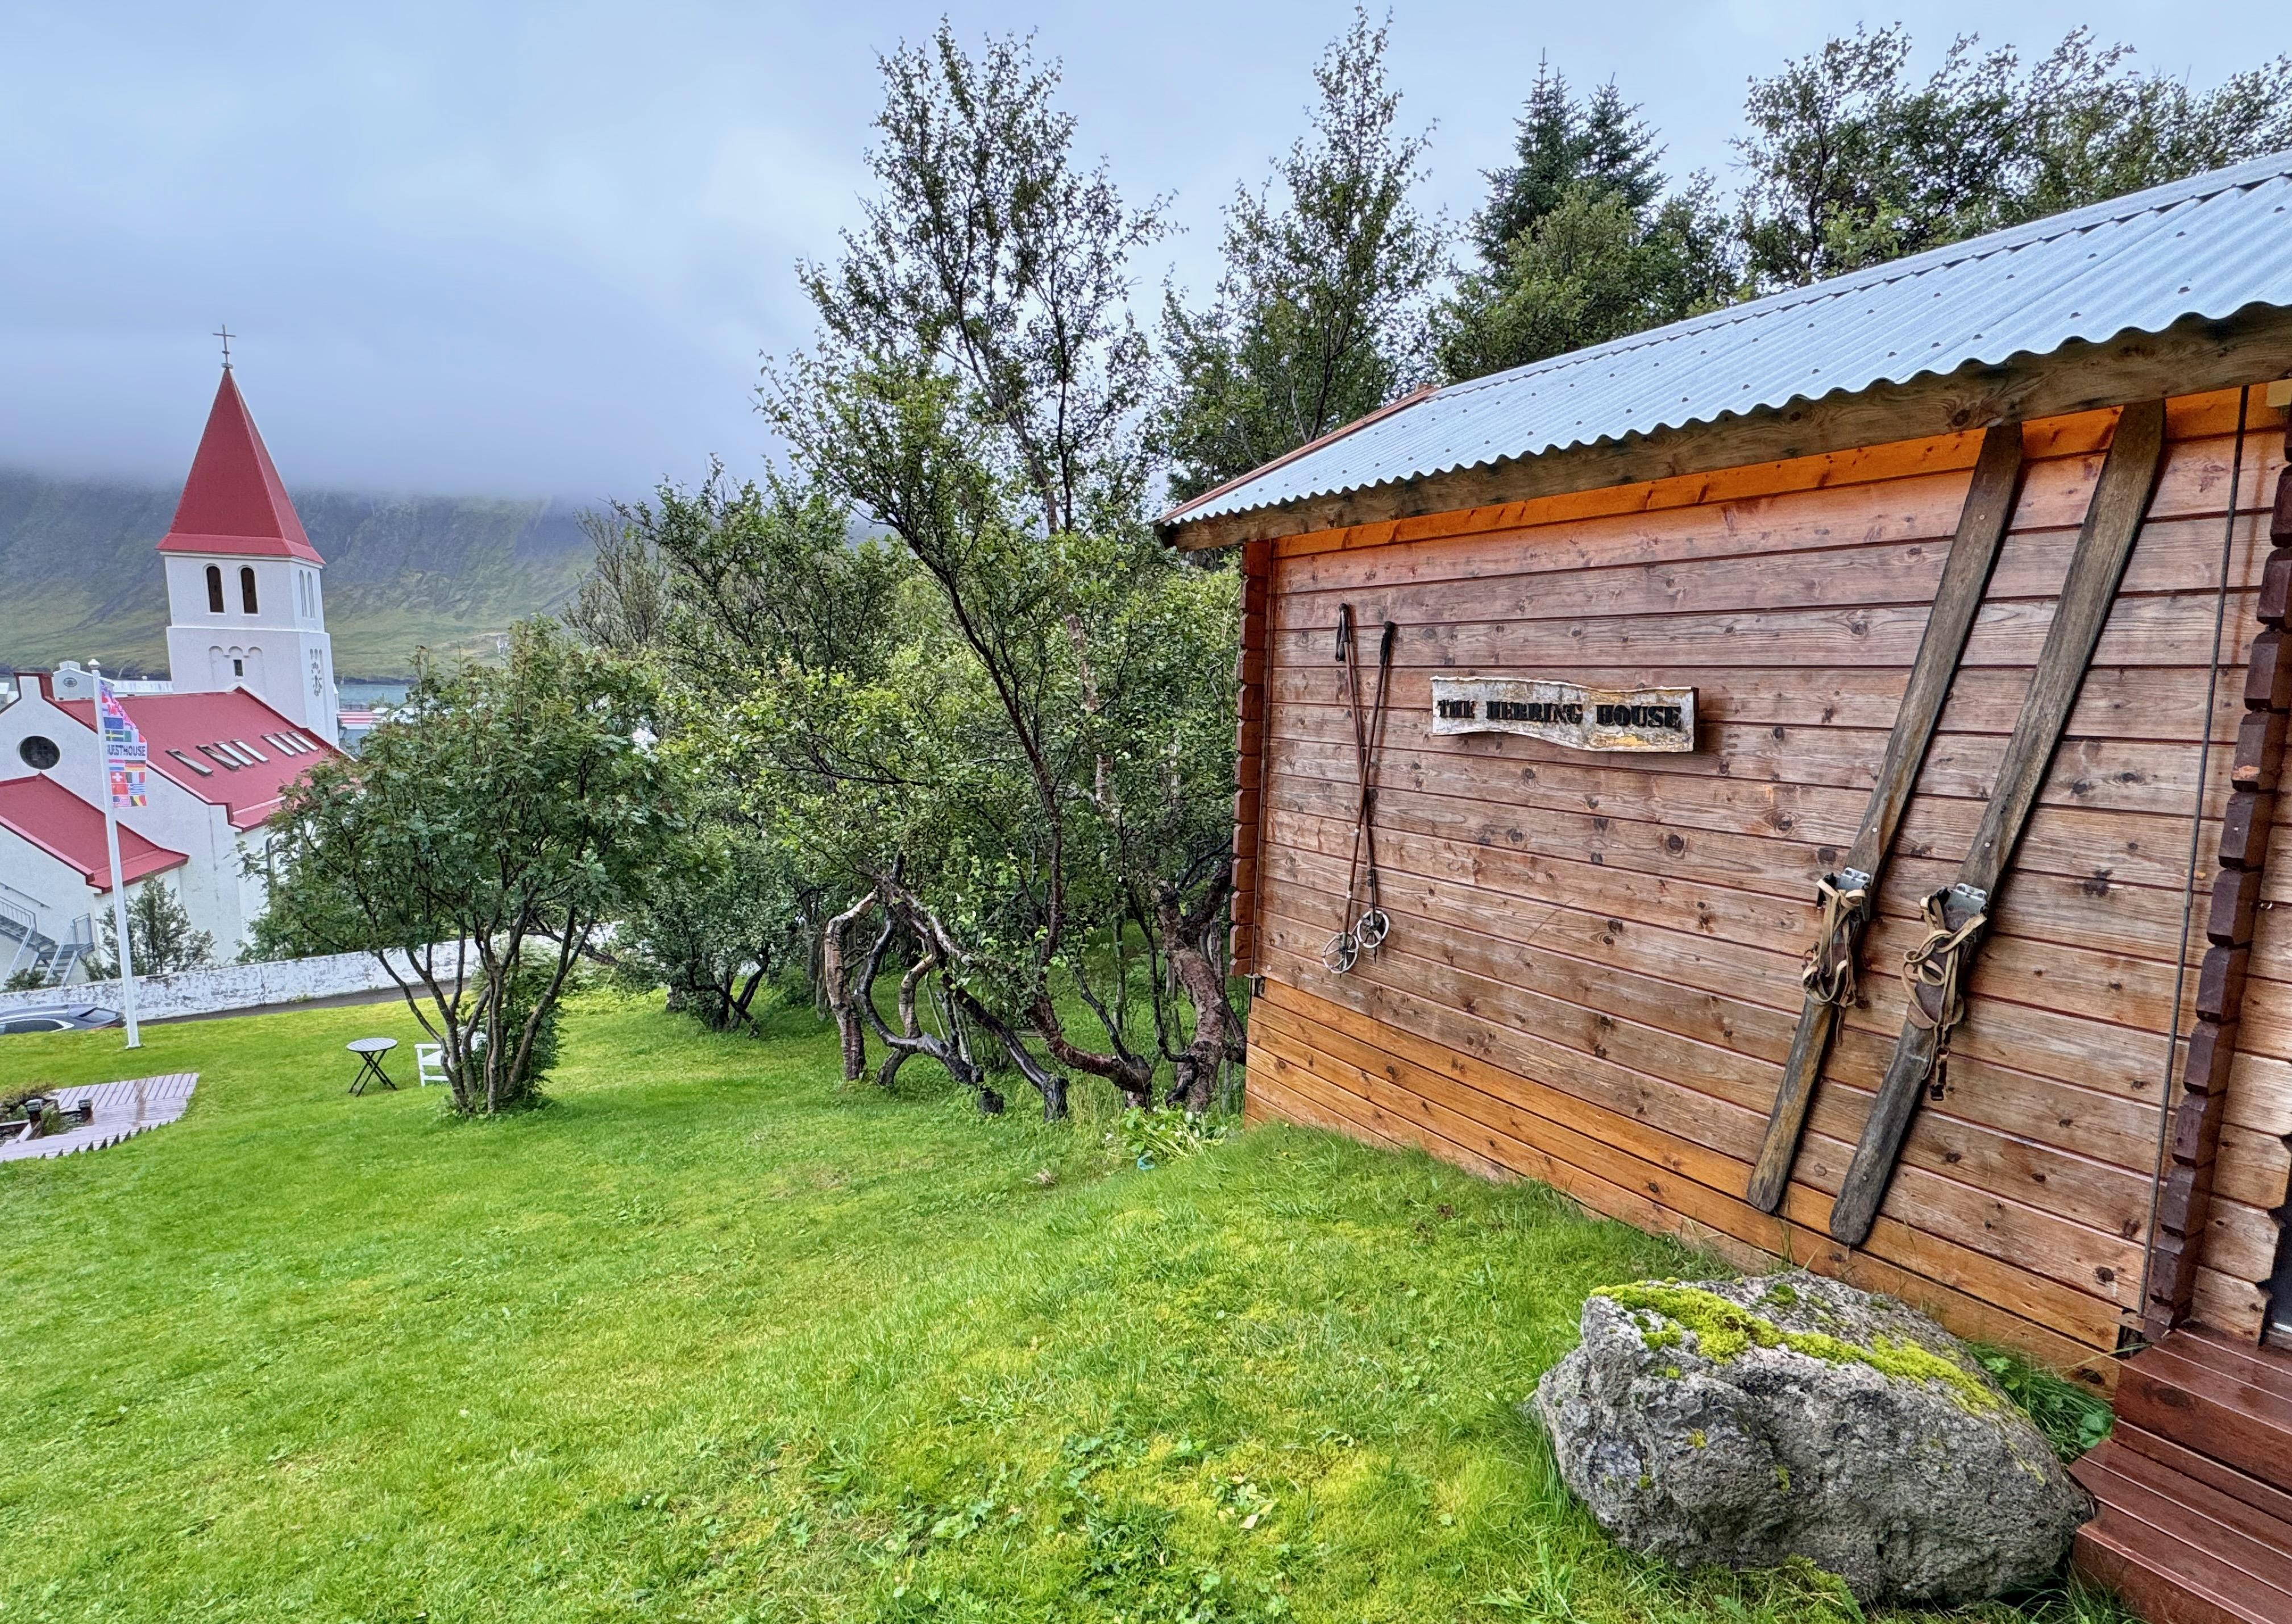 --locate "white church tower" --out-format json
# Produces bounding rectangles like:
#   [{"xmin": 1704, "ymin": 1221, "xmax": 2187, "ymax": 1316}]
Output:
[{"xmin": 159, "ymin": 364, "xmax": 338, "ymax": 744}]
